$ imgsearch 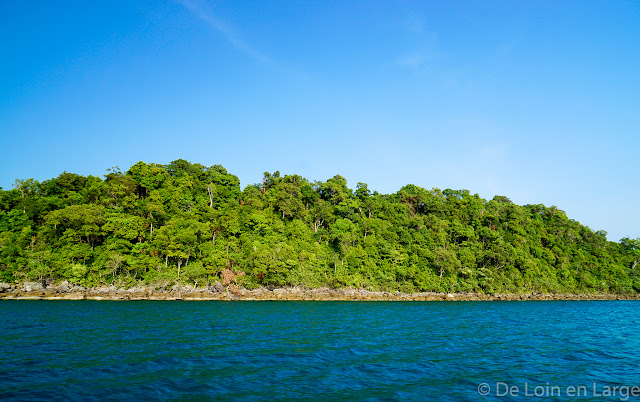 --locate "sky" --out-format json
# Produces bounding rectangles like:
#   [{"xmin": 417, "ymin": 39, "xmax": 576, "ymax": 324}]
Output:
[{"xmin": 1, "ymin": 0, "xmax": 639, "ymax": 241}]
